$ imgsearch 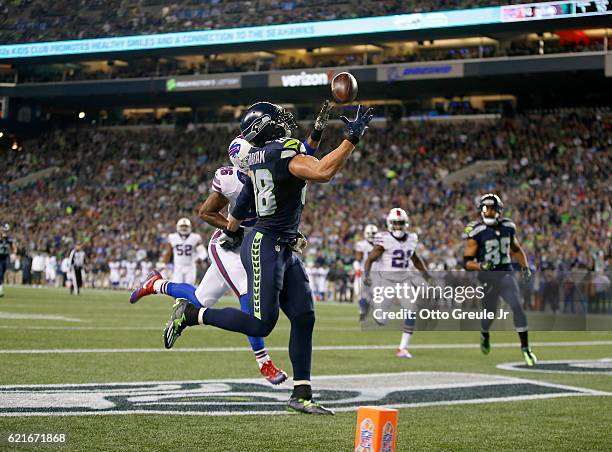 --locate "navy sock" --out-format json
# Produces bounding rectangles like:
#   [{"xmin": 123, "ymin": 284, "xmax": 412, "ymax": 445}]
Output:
[
  {"xmin": 239, "ymin": 293, "xmax": 265, "ymax": 352},
  {"xmin": 288, "ymin": 311, "xmax": 315, "ymax": 381},
  {"xmin": 291, "ymin": 384, "xmax": 312, "ymax": 400},
  {"xmin": 166, "ymin": 282, "xmax": 202, "ymax": 308},
  {"xmin": 359, "ymin": 298, "xmax": 370, "ymax": 316},
  {"xmin": 519, "ymin": 331, "xmax": 529, "ymax": 349},
  {"xmin": 203, "ymin": 307, "xmax": 274, "ymax": 338}
]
